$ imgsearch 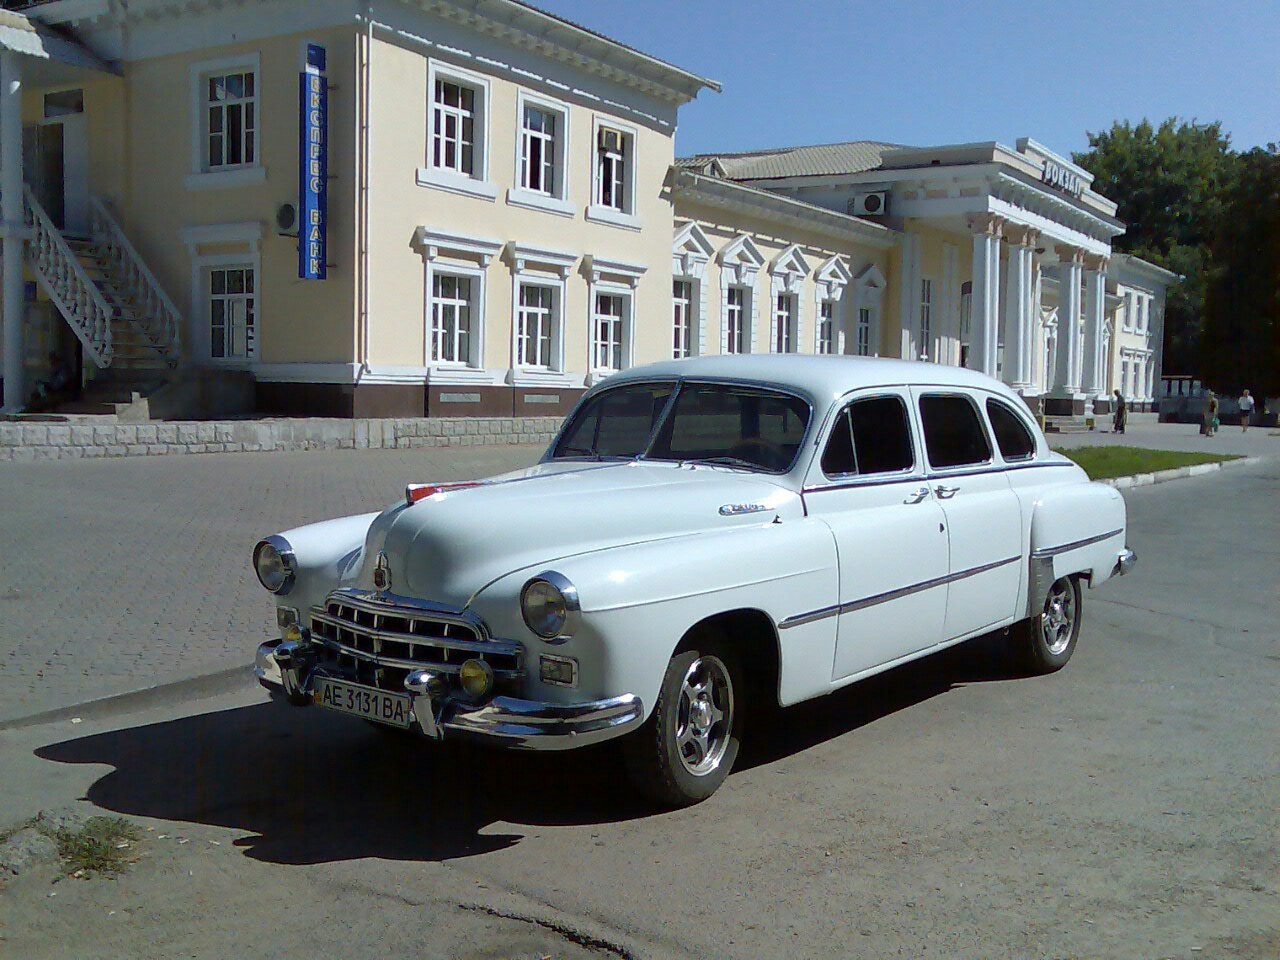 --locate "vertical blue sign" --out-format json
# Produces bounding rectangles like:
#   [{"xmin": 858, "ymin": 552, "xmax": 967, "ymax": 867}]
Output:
[{"xmin": 299, "ymin": 43, "xmax": 327, "ymax": 280}]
